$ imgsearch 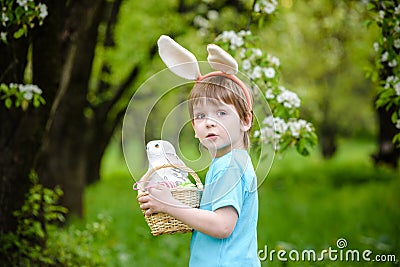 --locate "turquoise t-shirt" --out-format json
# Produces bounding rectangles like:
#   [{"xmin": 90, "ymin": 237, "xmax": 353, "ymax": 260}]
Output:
[{"xmin": 189, "ymin": 149, "xmax": 261, "ymax": 267}]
